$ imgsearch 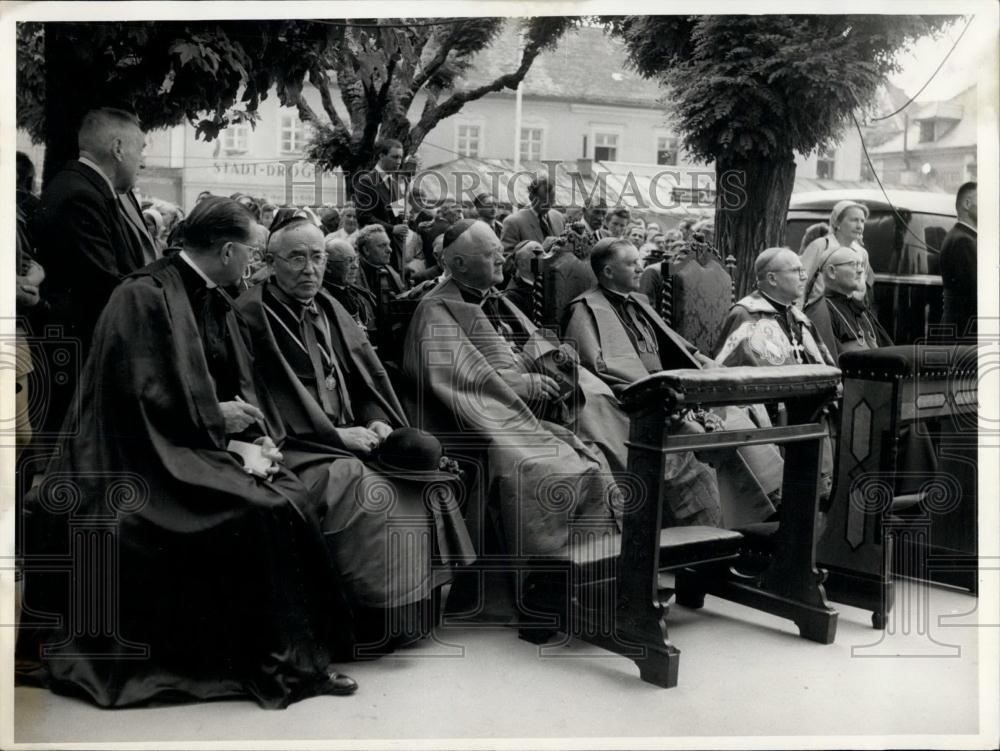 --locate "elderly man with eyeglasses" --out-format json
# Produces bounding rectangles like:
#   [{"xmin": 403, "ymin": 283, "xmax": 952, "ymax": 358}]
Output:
[
  {"xmin": 237, "ymin": 216, "xmax": 472, "ymax": 652},
  {"xmin": 803, "ymin": 246, "xmax": 892, "ymax": 361},
  {"xmin": 715, "ymin": 247, "xmax": 834, "ymax": 368}
]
